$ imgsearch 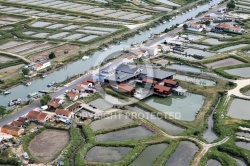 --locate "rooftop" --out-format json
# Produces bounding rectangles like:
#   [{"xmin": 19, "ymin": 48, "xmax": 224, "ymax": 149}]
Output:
[
  {"xmin": 2, "ymin": 124, "xmax": 22, "ymax": 132},
  {"xmin": 154, "ymin": 84, "xmax": 171, "ymax": 92},
  {"xmin": 55, "ymin": 109, "xmax": 72, "ymax": 116},
  {"xmin": 10, "ymin": 121, "xmax": 23, "ymax": 127},
  {"xmin": 142, "ymin": 78, "xmax": 158, "ymax": 84},
  {"xmin": 26, "ymin": 110, "xmax": 40, "ymax": 119},
  {"xmin": 118, "ymin": 83, "xmax": 135, "ymax": 92},
  {"xmin": 164, "ymin": 79, "xmax": 178, "ymax": 85},
  {"xmin": 67, "ymin": 102, "xmax": 82, "ymax": 111},
  {"xmin": 141, "ymin": 68, "xmax": 175, "ymax": 80}
]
